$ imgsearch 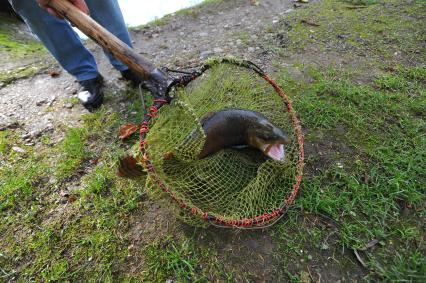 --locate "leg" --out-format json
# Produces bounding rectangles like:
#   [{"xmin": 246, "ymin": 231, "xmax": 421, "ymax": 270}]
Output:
[
  {"xmin": 86, "ymin": 0, "xmax": 132, "ymax": 72},
  {"xmin": 9, "ymin": 0, "xmax": 100, "ymax": 81}
]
